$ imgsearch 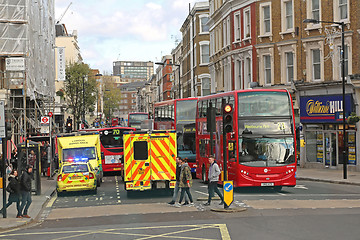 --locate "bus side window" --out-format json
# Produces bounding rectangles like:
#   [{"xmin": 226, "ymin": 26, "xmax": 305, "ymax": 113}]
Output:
[{"xmin": 170, "ymin": 105, "xmax": 174, "ymax": 121}]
